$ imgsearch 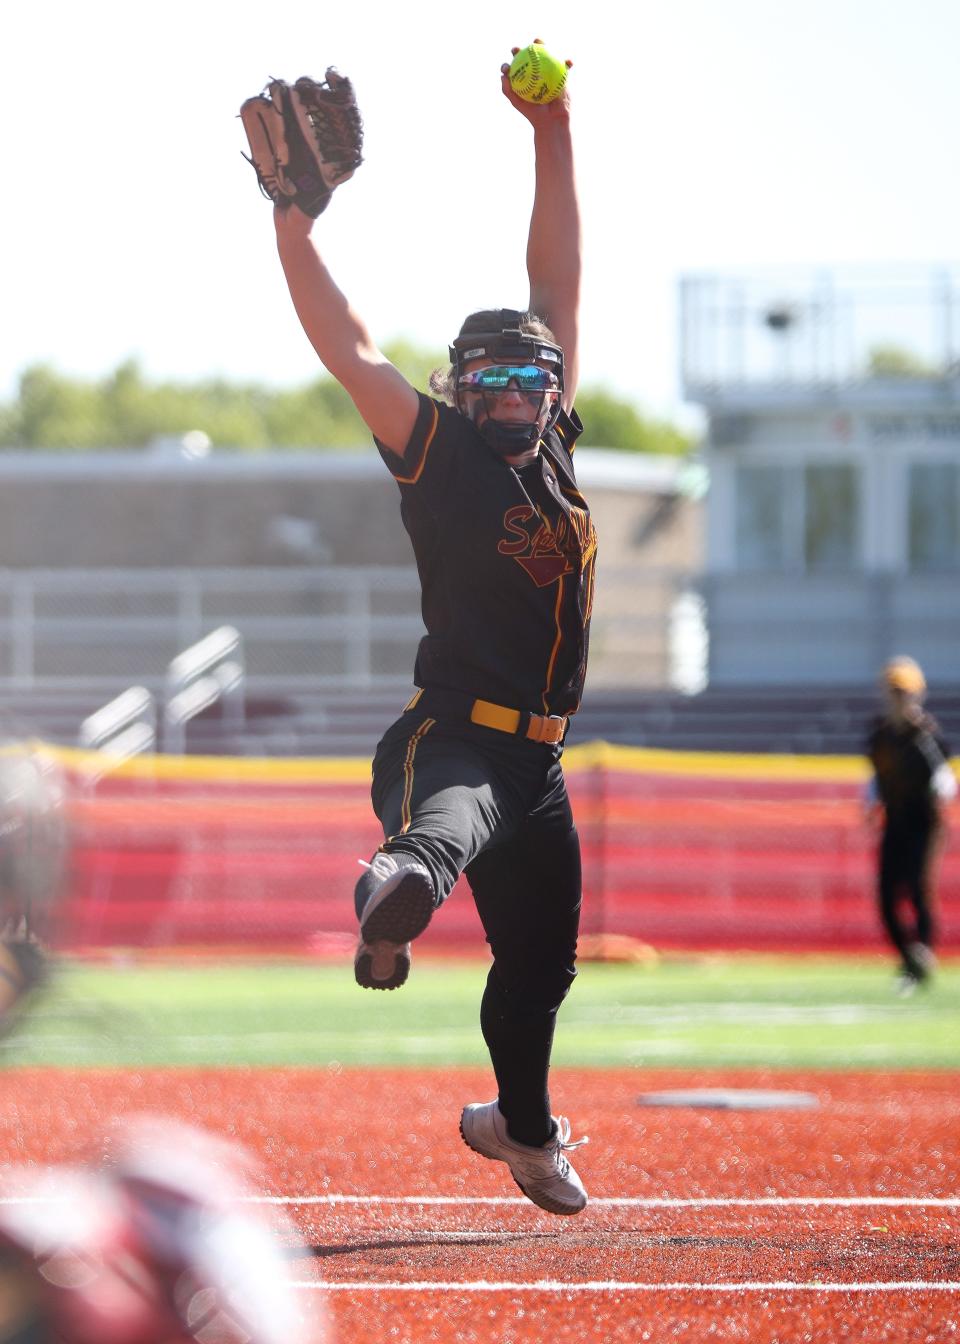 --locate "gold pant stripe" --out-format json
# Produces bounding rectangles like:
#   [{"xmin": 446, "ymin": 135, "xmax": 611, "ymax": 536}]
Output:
[{"xmin": 399, "ymin": 717, "xmax": 435, "ymax": 832}]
